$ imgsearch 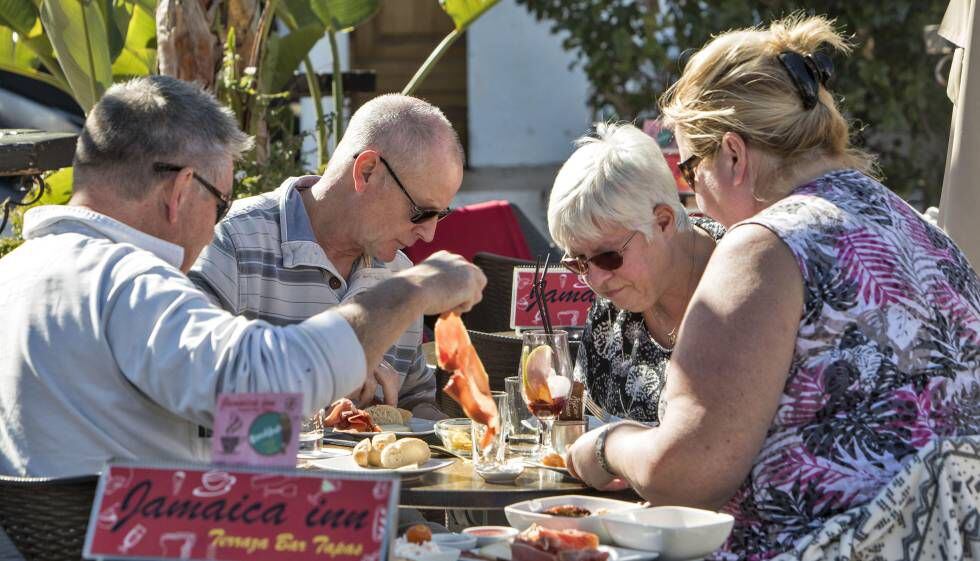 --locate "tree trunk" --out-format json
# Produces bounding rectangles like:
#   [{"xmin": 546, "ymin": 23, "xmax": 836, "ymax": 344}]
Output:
[{"xmin": 156, "ymin": 0, "xmax": 219, "ymax": 89}]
